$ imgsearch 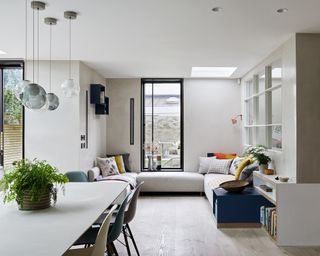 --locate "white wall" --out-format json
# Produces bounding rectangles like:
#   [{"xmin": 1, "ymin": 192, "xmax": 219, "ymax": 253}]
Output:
[
  {"xmin": 184, "ymin": 79, "xmax": 242, "ymax": 172},
  {"xmin": 106, "ymin": 79, "xmax": 141, "ymax": 171},
  {"xmin": 241, "ymin": 36, "xmax": 297, "ymax": 178},
  {"xmin": 25, "ymin": 60, "xmax": 106, "ymax": 173}
]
